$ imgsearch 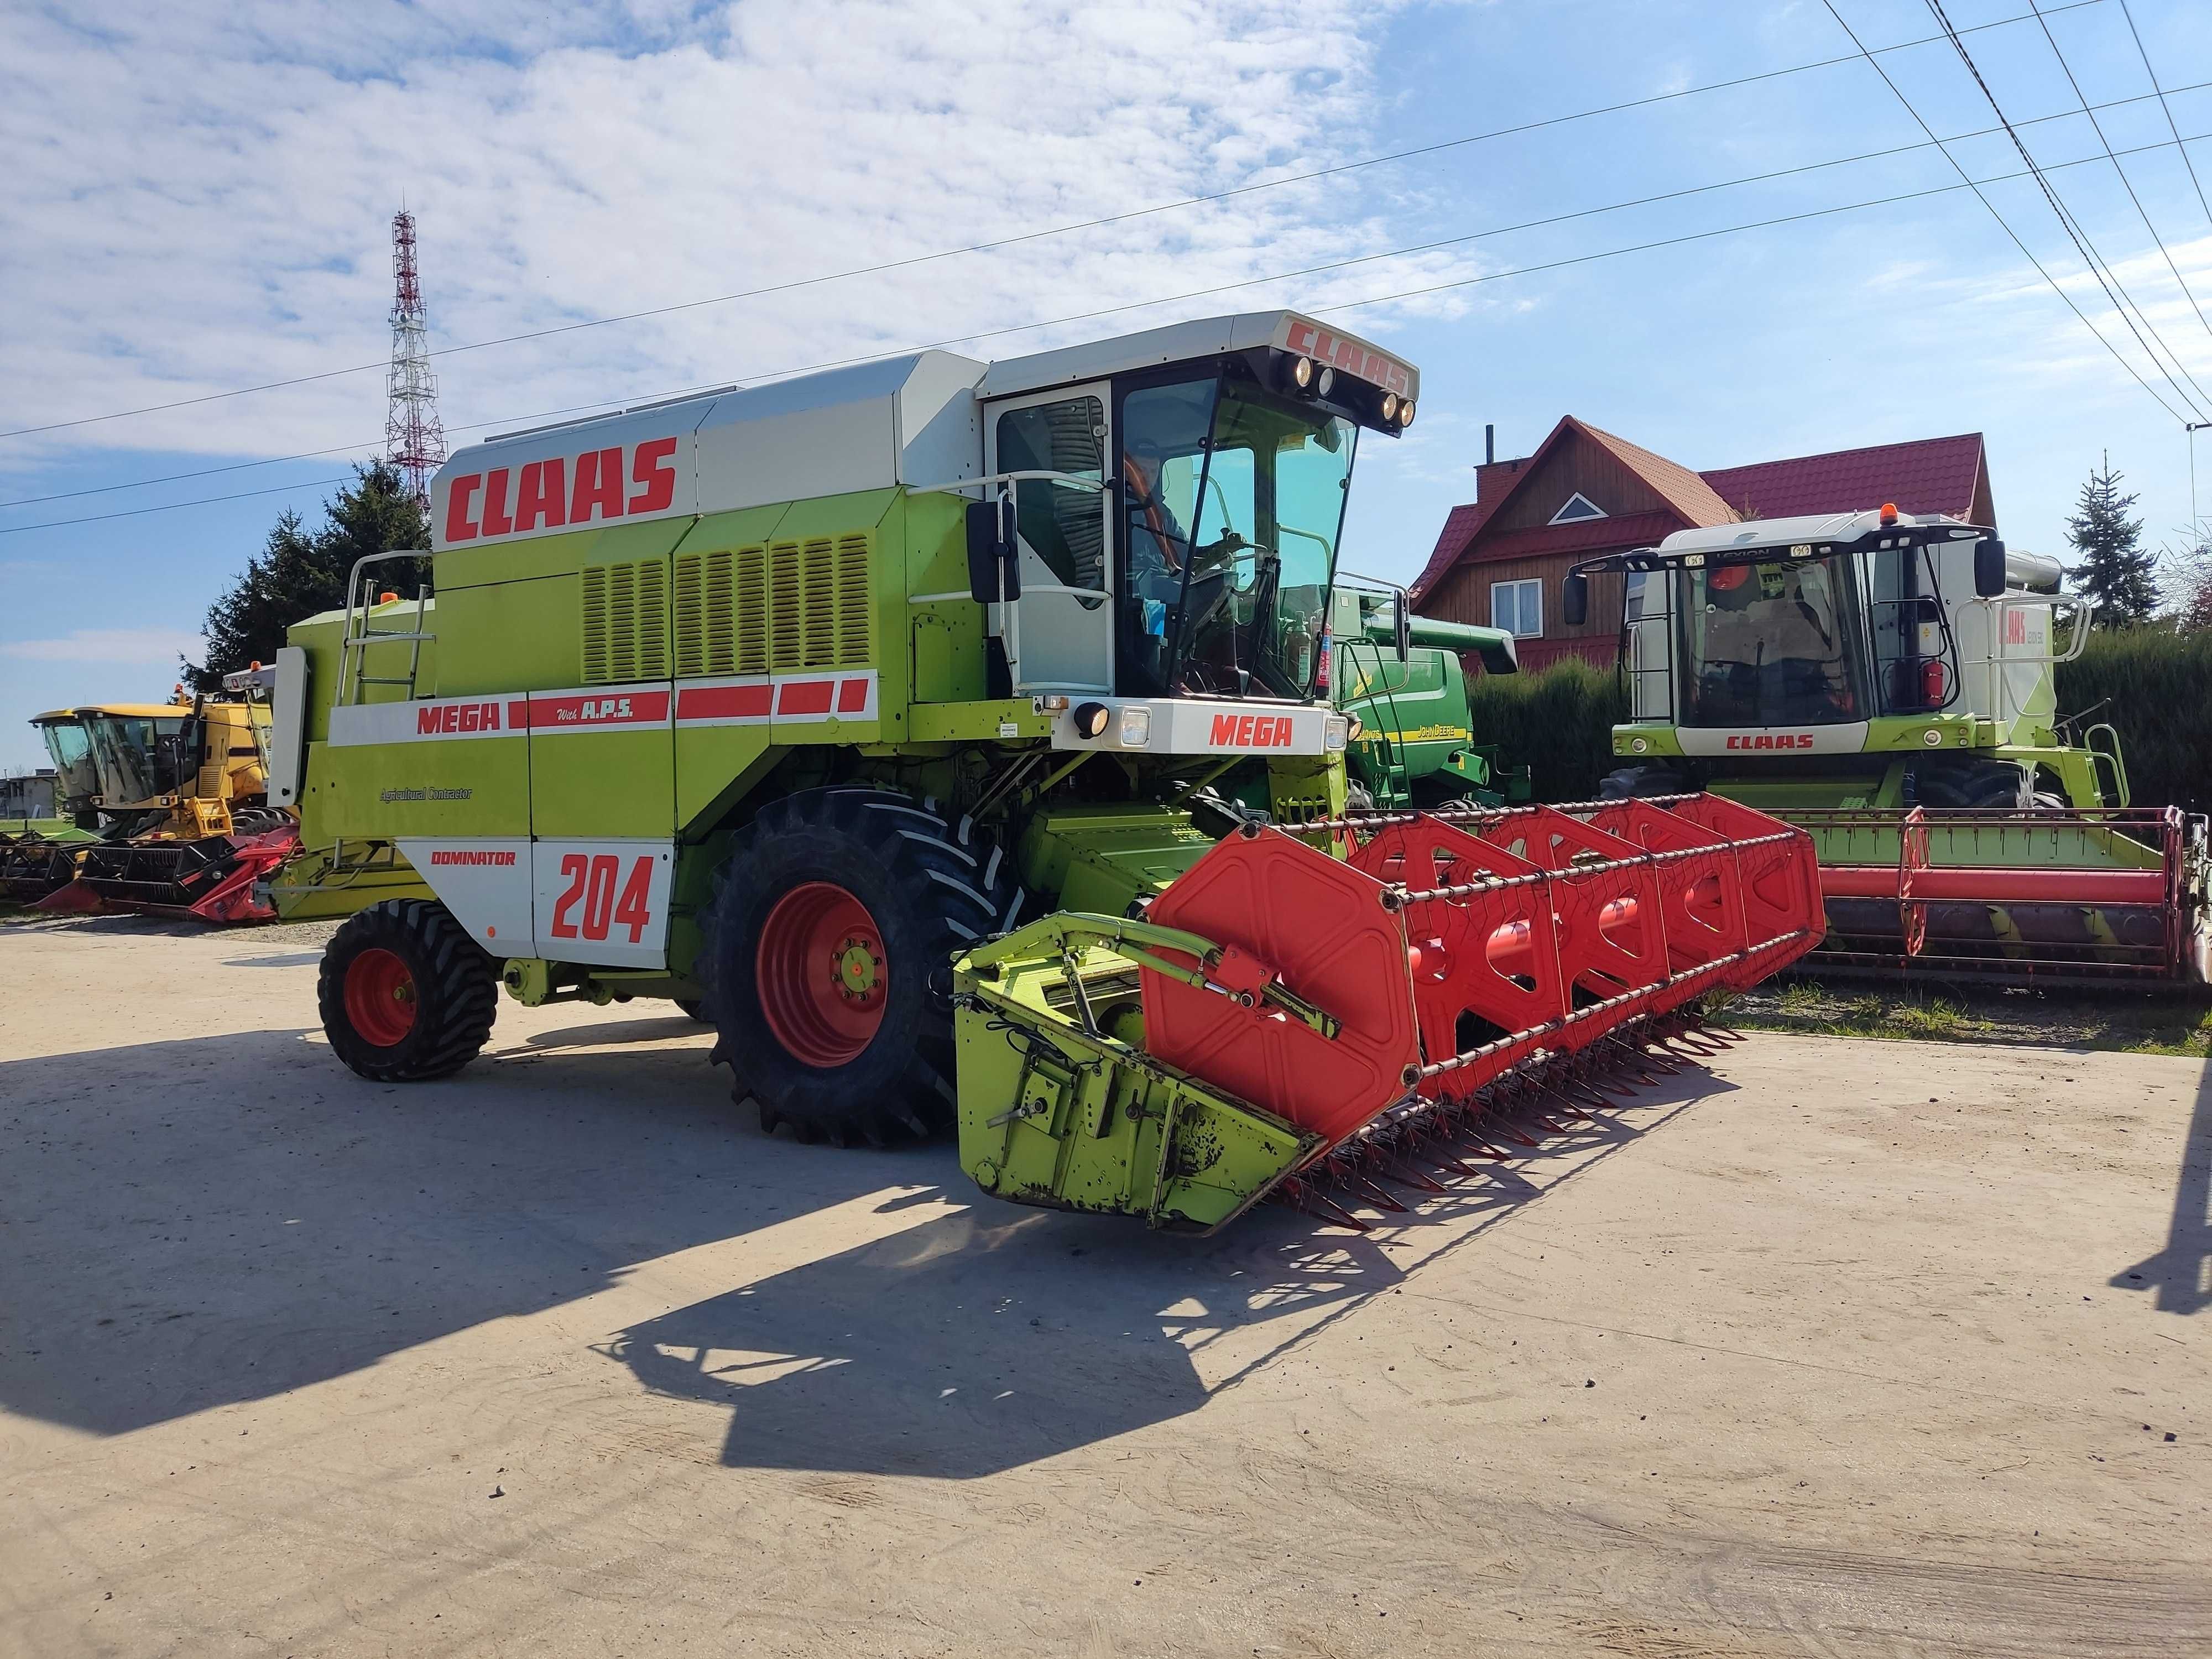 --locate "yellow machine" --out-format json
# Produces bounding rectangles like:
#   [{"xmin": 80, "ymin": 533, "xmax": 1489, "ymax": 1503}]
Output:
[
  {"xmin": 30, "ymin": 694, "xmax": 279, "ymax": 838},
  {"xmin": 13, "ymin": 693, "xmax": 295, "ymax": 920}
]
